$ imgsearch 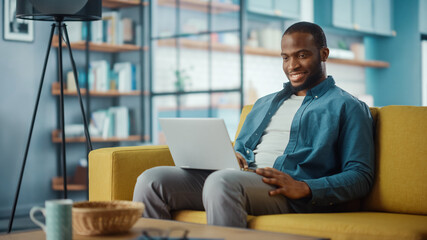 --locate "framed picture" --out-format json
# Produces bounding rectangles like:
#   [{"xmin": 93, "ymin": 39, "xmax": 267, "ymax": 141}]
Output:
[{"xmin": 3, "ymin": 0, "xmax": 34, "ymax": 42}]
